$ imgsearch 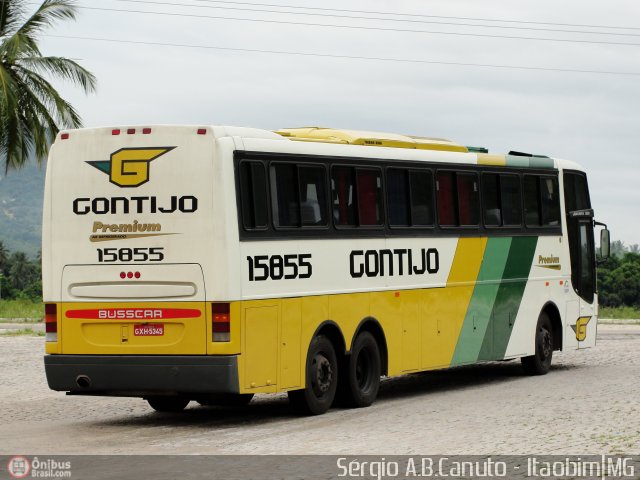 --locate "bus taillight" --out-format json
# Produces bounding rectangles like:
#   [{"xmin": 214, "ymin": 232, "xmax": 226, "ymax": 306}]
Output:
[
  {"xmin": 212, "ymin": 303, "xmax": 230, "ymax": 342},
  {"xmin": 45, "ymin": 304, "xmax": 57, "ymax": 342}
]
